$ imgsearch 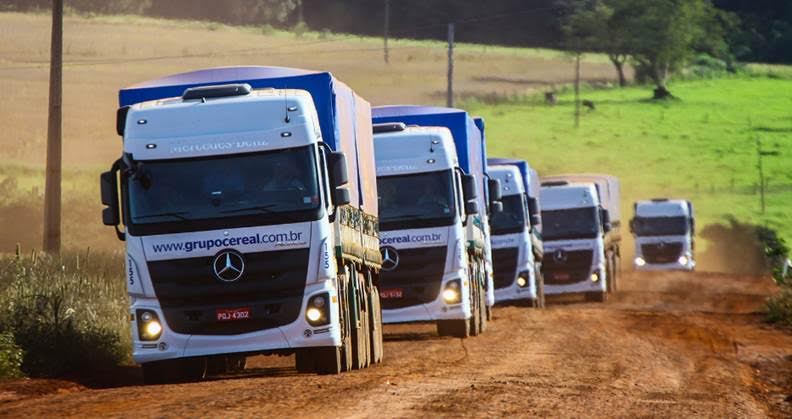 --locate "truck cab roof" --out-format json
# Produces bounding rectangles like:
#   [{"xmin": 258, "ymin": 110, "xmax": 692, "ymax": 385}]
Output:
[
  {"xmin": 374, "ymin": 126, "xmax": 459, "ymax": 176},
  {"xmin": 540, "ymin": 183, "xmax": 600, "ymax": 211},
  {"xmin": 123, "ymin": 88, "xmax": 321, "ymax": 160},
  {"xmin": 488, "ymin": 165, "xmax": 525, "ymax": 196},
  {"xmin": 635, "ymin": 199, "xmax": 693, "ymax": 218}
]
